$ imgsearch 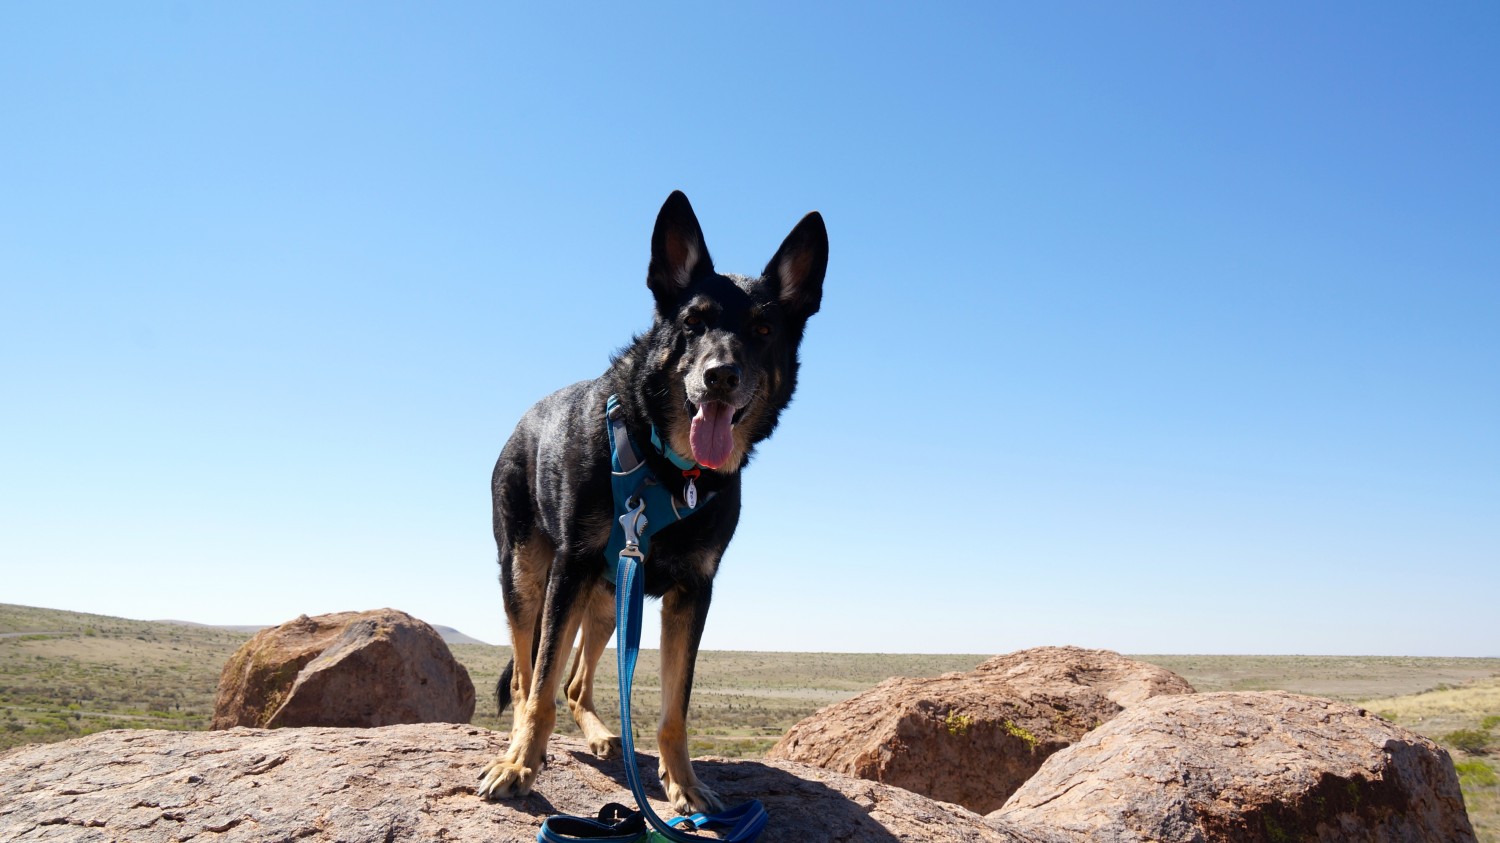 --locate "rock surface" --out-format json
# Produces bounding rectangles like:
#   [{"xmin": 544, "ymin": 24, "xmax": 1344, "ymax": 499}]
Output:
[
  {"xmin": 0, "ymin": 724, "xmax": 1052, "ymax": 843},
  {"xmin": 767, "ymin": 646, "xmax": 1194, "ymax": 813},
  {"xmin": 995, "ymin": 691, "xmax": 1477, "ymax": 843},
  {"xmin": 210, "ymin": 609, "xmax": 475, "ymax": 730}
]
